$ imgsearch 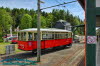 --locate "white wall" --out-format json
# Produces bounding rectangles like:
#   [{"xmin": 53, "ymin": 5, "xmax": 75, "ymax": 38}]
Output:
[{"xmin": 96, "ymin": 0, "xmax": 100, "ymax": 7}]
